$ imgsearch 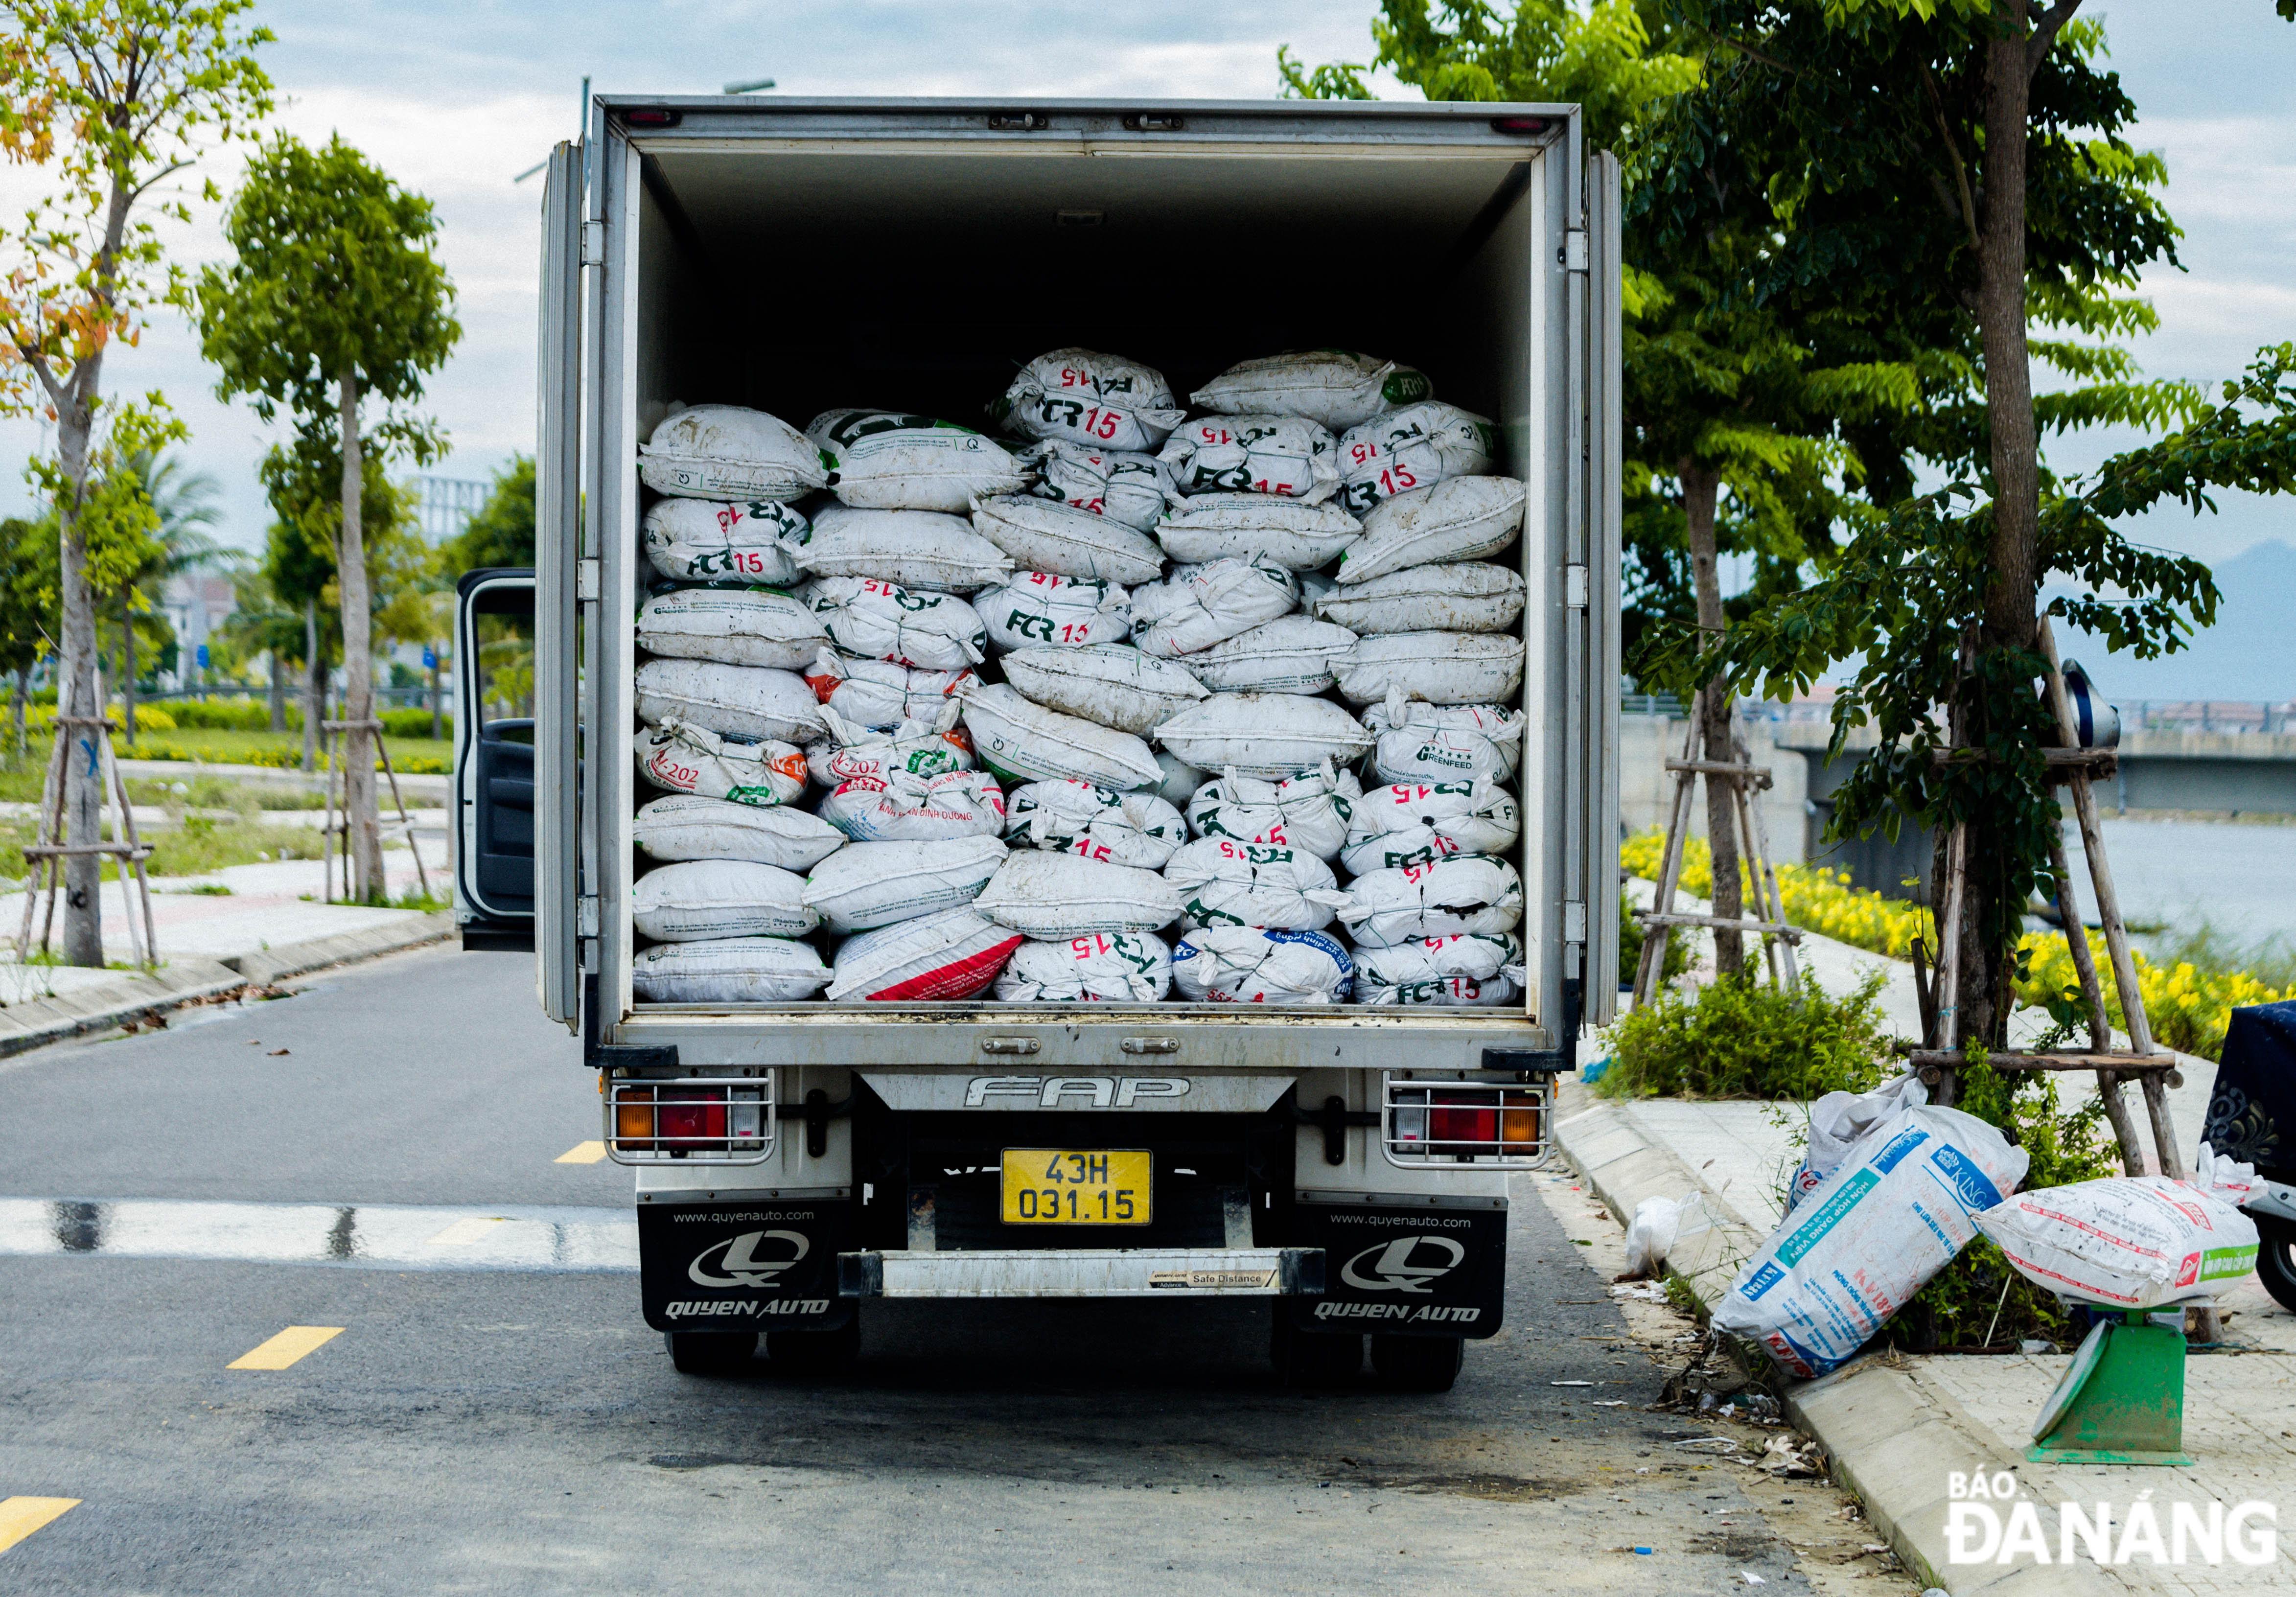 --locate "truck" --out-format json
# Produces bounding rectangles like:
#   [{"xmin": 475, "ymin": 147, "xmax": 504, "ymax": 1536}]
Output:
[{"xmin": 454, "ymin": 93, "xmax": 1621, "ymax": 1391}]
